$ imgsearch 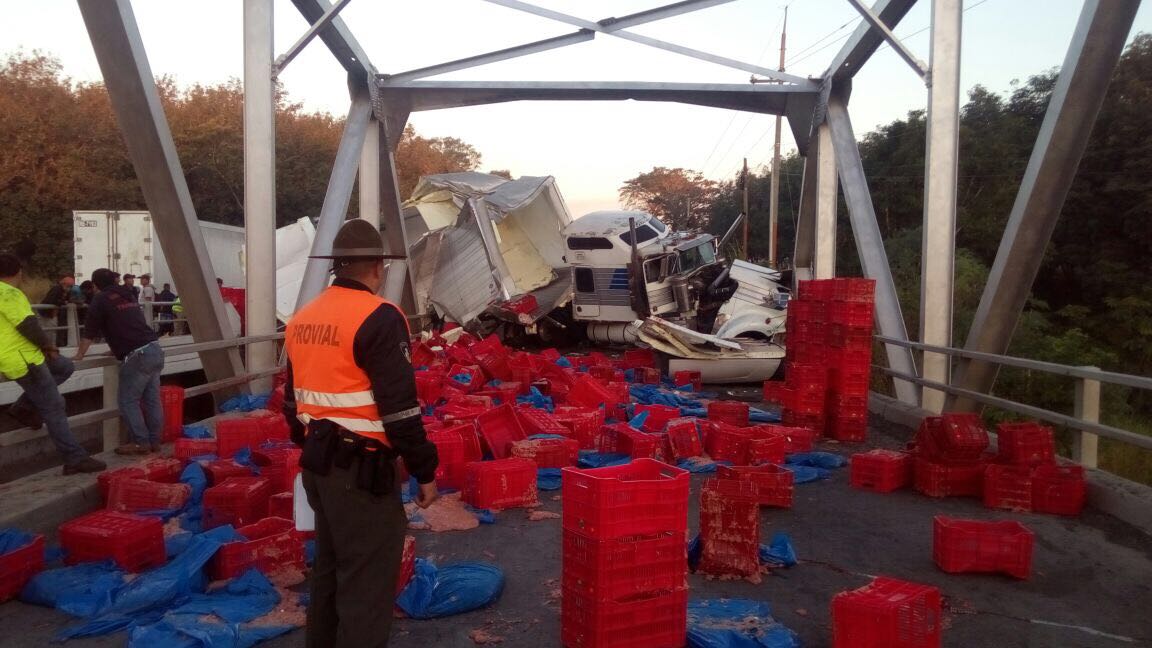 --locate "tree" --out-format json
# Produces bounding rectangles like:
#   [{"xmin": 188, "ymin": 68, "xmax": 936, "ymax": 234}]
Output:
[
  {"xmin": 394, "ymin": 125, "xmax": 482, "ymax": 198},
  {"xmin": 619, "ymin": 167, "xmax": 719, "ymax": 230}
]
